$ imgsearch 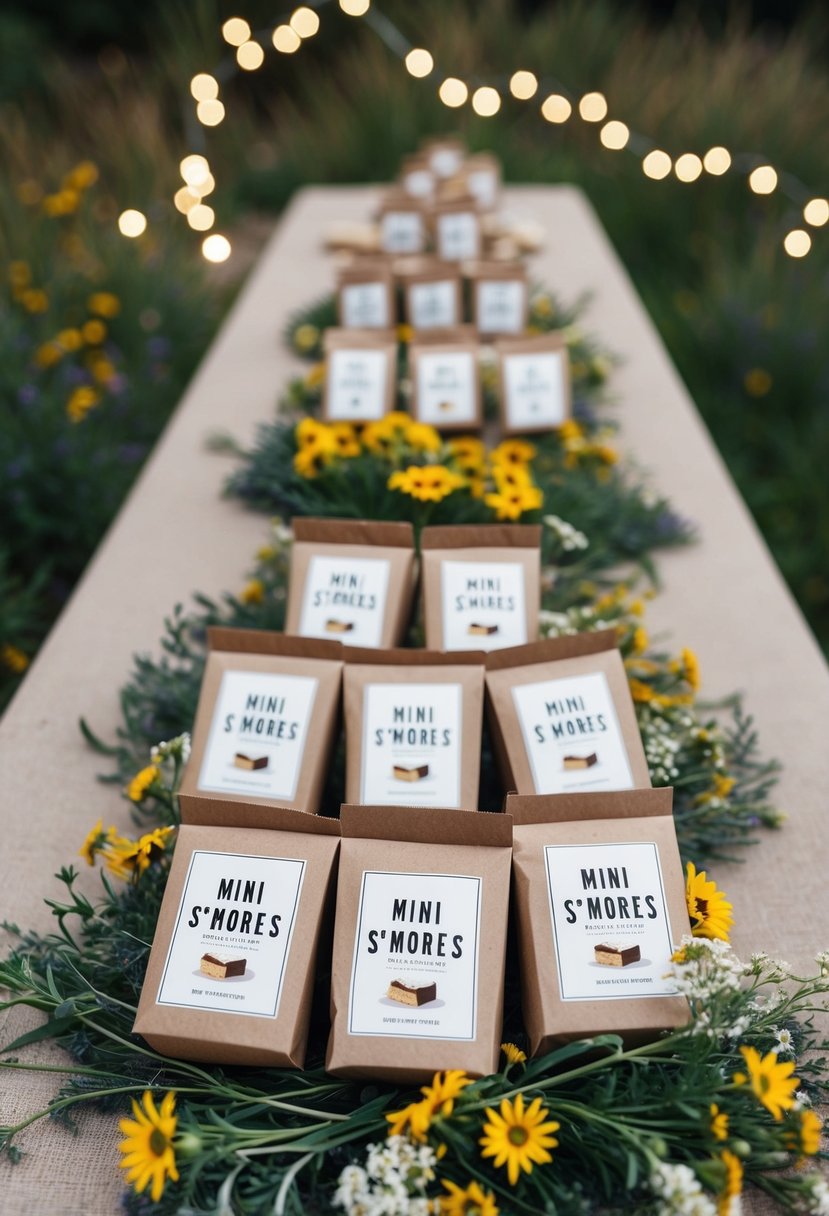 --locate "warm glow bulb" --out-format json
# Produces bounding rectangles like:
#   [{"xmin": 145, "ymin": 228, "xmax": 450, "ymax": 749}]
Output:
[
  {"xmin": 202, "ymin": 234, "xmax": 232, "ymax": 263},
  {"xmin": 471, "ymin": 86, "xmax": 501, "ymax": 117},
  {"xmin": 703, "ymin": 146, "xmax": 731, "ymax": 175},
  {"xmin": 783, "ymin": 229, "xmax": 811, "ymax": 258},
  {"xmin": 803, "ymin": 197, "xmax": 829, "ymax": 227},
  {"xmin": 187, "ymin": 204, "xmax": 215, "ymax": 232},
  {"xmin": 272, "ymin": 24, "xmax": 301, "ymax": 52},
  {"xmin": 180, "ymin": 154, "xmax": 210, "ymax": 187},
  {"xmin": 405, "ymin": 48, "xmax": 434, "ymax": 78},
  {"xmin": 237, "ymin": 41, "xmax": 265, "ymax": 70},
  {"xmin": 749, "ymin": 165, "xmax": 778, "ymax": 195},
  {"xmin": 290, "ymin": 6, "xmax": 320, "ymax": 37},
  {"xmin": 599, "ymin": 119, "xmax": 629, "ymax": 150},
  {"xmin": 196, "ymin": 99, "xmax": 225, "ymax": 126},
  {"xmin": 222, "ymin": 17, "xmax": 251, "ymax": 46},
  {"xmin": 438, "ymin": 77, "xmax": 468, "ymax": 108},
  {"xmin": 174, "ymin": 186, "xmax": 200, "ymax": 214},
  {"xmin": 675, "ymin": 153, "xmax": 703, "ymax": 183},
  {"xmin": 339, "ymin": 0, "xmax": 369, "ymax": 14},
  {"xmin": 190, "ymin": 73, "xmax": 219, "ymax": 101},
  {"xmin": 642, "ymin": 150, "xmax": 672, "ymax": 180},
  {"xmin": 118, "ymin": 209, "xmax": 147, "ymax": 238},
  {"xmin": 540, "ymin": 94, "xmax": 571, "ymax": 123},
  {"xmin": 578, "ymin": 92, "xmax": 607, "ymax": 122},
  {"xmin": 509, "ymin": 70, "xmax": 538, "ymax": 100},
  {"xmin": 195, "ymin": 172, "xmax": 216, "ymax": 198}
]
